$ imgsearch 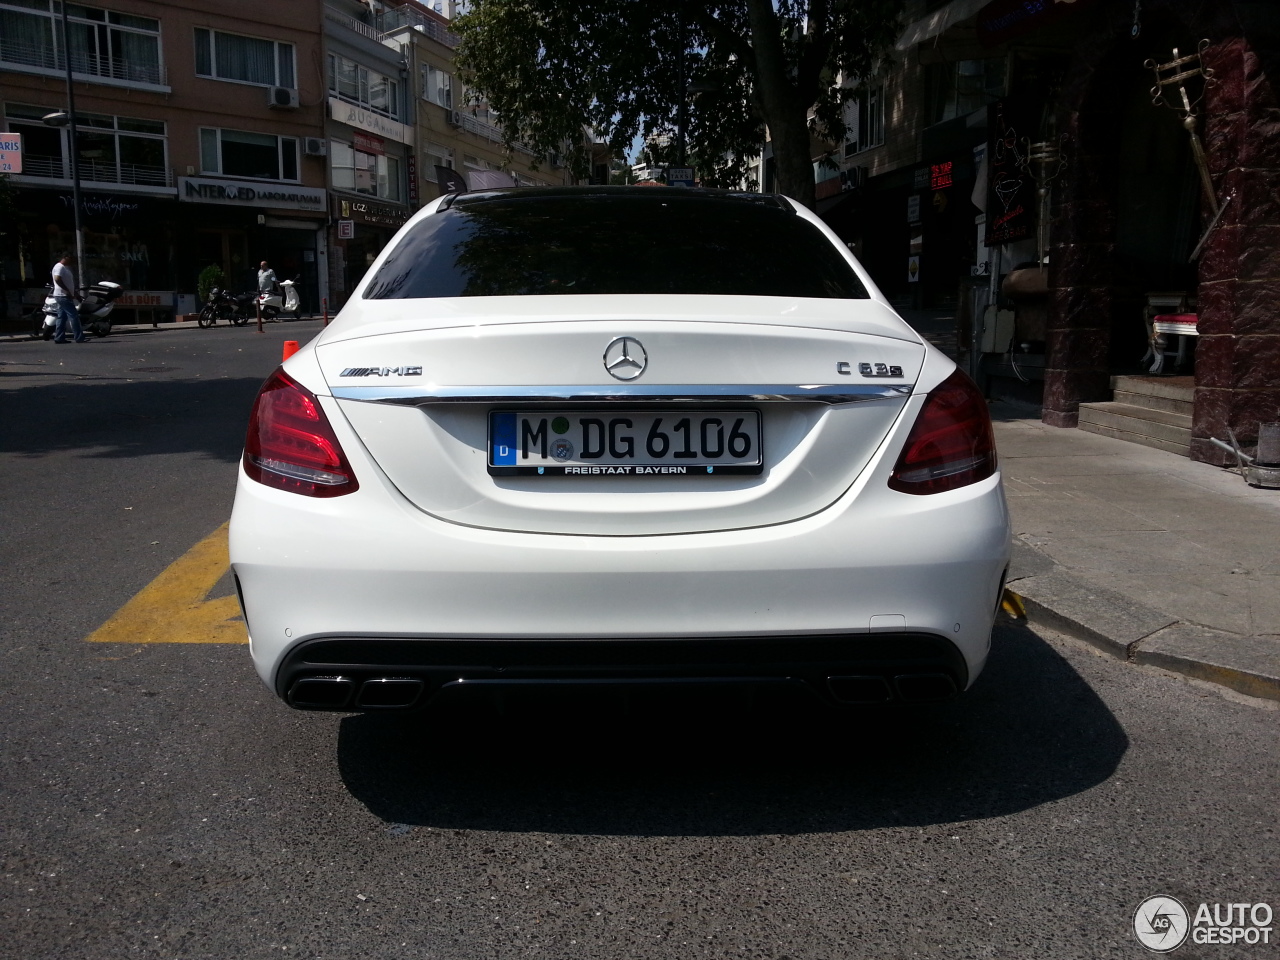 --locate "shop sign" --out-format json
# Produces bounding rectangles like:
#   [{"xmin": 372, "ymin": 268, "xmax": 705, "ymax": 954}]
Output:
[
  {"xmin": 406, "ymin": 155, "xmax": 418, "ymax": 204},
  {"xmin": 977, "ymin": 0, "xmax": 1102, "ymax": 47},
  {"xmin": 907, "ymin": 194, "xmax": 921, "ymax": 224},
  {"xmin": 178, "ymin": 177, "xmax": 326, "ymax": 212},
  {"xmin": 116, "ymin": 290, "xmax": 174, "ymax": 308},
  {"xmin": 328, "ymin": 97, "xmax": 411, "ymax": 145},
  {"xmin": 984, "ymin": 99, "xmax": 1036, "ymax": 247},
  {"xmin": 337, "ymin": 220, "xmax": 355, "ymax": 239},
  {"xmin": 0, "ymin": 133, "xmax": 22, "ymax": 173},
  {"xmin": 334, "ymin": 196, "xmax": 409, "ymax": 227},
  {"xmin": 353, "ymin": 131, "xmax": 384, "ymax": 155},
  {"xmin": 930, "ymin": 161, "xmax": 954, "ymax": 190},
  {"xmin": 57, "ymin": 193, "xmax": 143, "ymax": 221}
]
